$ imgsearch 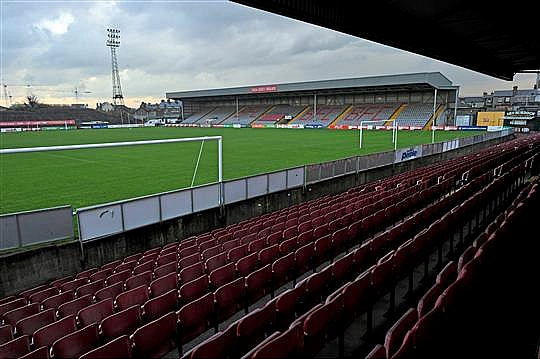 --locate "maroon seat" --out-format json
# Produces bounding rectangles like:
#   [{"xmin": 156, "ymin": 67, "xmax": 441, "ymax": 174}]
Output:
[
  {"xmin": 250, "ymin": 320, "xmax": 304, "ymax": 359},
  {"xmin": 0, "ymin": 324, "xmax": 13, "ymax": 345},
  {"xmin": 202, "ymin": 245, "xmax": 222, "ymax": 262},
  {"xmin": 0, "ymin": 335, "xmax": 31, "ymax": 358},
  {"xmin": 245, "ymin": 264, "xmax": 273, "ymax": 308},
  {"xmin": 77, "ymin": 267, "xmax": 99, "ymax": 280},
  {"xmin": 132, "ymin": 312, "xmax": 178, "ymax": 359},
  {"xmin": 180, "ymin": 262, "xmax": 205, "ymax": 285},
  {"xmin": 114, "ymin": 260, "xmax": 138, "ymax": 274},
  {"xmin": 304, "ymin": 266, "xmax": 332, "ymax": 309},
  {"xmin": 79, "ymin": 334, "xmax": 132, "ymax": 359},
  {"xmin": 60, "ymin": 277, "xmax": 89, "ymax": 293},
  {"xmin": 177, "ymin": 292, "xmax": 215, "ymax": 345},
  {"xmin": 41, "ymin": 291, "xmax": 75, "ymax": 310},
  {"xmin": 272, "ymin": 252, "xmax": 295, "ymax": 289},
  {"xmin": 179, "ymin": 274, "xmax": 209, "ymax": 305},
  {"xmin": 19, "ymin": 345, "xmax": 50, "ymax": 359},
  {"xmin": 274, "ymin": 283, "xmax": 306, "ymax": 331},
  {"xmin": 33, "ymin": 315, "xmax": 77, "ymax": 348},
  {"xmin": 342, "ymin": 266, "xmax": 375, "ymax": 336},
  {"xmin": 125, "ymin": 270, "xmax": 153, "ymax": 291},
  {"xmin": 115, "ymin": 285, "xmax": 149, "ymax": 311},
  {"xmin": 214, "ymin": 277, "xmax": 245, "ymax": 326},
  {"xmin": 330, "ymin": 251, "xmax": 355, "ymax": 286},
  {"xmin": 189, "ymin": 321, "xmax": 237, "ymax": 359},
  {"xmin": 236, "ymin": 300, "xmax": 276, "ymax": 356},
  {"xmin": 178, "ymin": 252, "xmax": 201, "ymax": 270},
  {"xmin": 133, "ymin": 260, "xmax": 155, "ymax": 276},
  {"xmin": 100, "ymin": 305, "xmax": 142, "ymax": 342},
  {"xmin": 236, "ymin": 252, "xmax": 259, "ymax": 278},
  {"xmin": 3, "ymin": 303, "xmax": 40, "ymax": 327},
  {"xmin": 57, "ymin": 293, "xmax": 93, "ymax": 318},
  {"xmin": 303, "ymin": 293, "xmax": 343, "ymax": 357},
  {"xmin": 436, "ymin": 260, "xmax": 458, "ymax": 290},
  {"xmin": 106, "ymin": 269, "xmax": 132, "ymax": 286},
  {"xmin": 227, "ymin": 243, "xmax": 248, "ymax": 263},
  {"xmin": 142, "ymin": 289, "xmax": 179, "ymax": 322},
  {"xmin": 95, "ymin": 282, "xmax": 124, "ymax": 303},
  {"xmin": 258, "ymin": 244, "xmax": 279, "ymax": 267},
  {"xmin": 14, "ymin": 308, "xmax": 56, "ymax": 337},
  {"xmin": 28, "ymin": 288, "xmax": 59, "ymax": 304},
  {"xmin": 149, "ymin": 271, "xmax": 178, "ymax": 298},
  {"xmin": 205, "ymin": 252, "xmax": 228, "ymax": 274},
  {"xmin": 153, "ymin": 261, "xmax": 178, "ymax": 279},
  {"xmin": 89, "ymin": 269, "xmax": 110, "ymax": 283},
  {"xmin": 156, "ymin": 252, "xmax": 178, "ymax": 267},
  {"xmin": 51, "ymin": 323, "xmax": 100, "ymax": 359},
  {"xmin": 77, "ymin": 298, "xmax": 114, "ymax": 328},
  {"xmin": 384, "ymin": 307, "xmax": 418, "ymax": 358},
  {"xmin": 294, "ymin": 242, "xmax": 315, "ymax": 279},
  {"xmin": 17, "ymin": 286, "xmax": 48, "ymax": 302},
  {"xmin": 417, "ymin": 283, "xmax": 442, "ymax": 318},
  {"xmin": 76, "ymin": 280, "xmax": 105, "ymax": 298}
]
